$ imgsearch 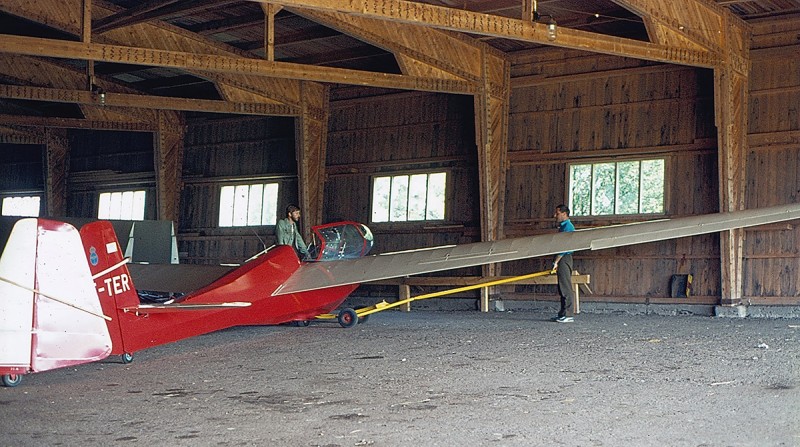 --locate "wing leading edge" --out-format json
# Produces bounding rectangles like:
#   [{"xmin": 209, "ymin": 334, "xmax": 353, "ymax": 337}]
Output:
[{"xmin": 273, "ymin": 203, "xmax": 800, "ymax": 296}]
